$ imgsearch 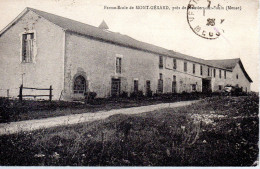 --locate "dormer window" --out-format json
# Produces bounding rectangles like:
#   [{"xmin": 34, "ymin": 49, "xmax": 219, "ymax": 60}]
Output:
[{"xmin": 22, "ymin": 33, "xmax": 34, "ymax": 63}]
